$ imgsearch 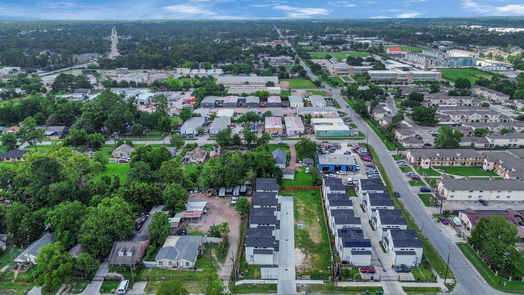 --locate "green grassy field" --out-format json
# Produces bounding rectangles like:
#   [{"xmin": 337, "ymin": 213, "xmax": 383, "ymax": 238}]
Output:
[
  {"xmin": 308, "ymin": 90, "xmax": 326, "ymax": 96},
  {"xmin": 403, "ymin": 287, "xmax": 442, "ymax": 294},
  {"xmin": 282, "ymin": 168, "xmax": 313, "ymax": 186},
  {"xmin": 93, "ymin": 163, "xmax": 130, "ymax": 184},
  {"xmin": 301, "ymin": 46, "xmax": 314, "ymax": 50},
  {"xmin": 409, "ymin": 180, "xmax": 426, "ymax": 186},
  {"xmin": 433, "ymin": 166, "xmax": 497, "ymax": 177},
  {"xmin": 281, "ymin": 190, "xmax": 331, "ymax": 279},
  {"xmin": 309, "ymin": 51, "xmax": 369, "ymax": 60},
  {"xmin": 416, "ymin": 167, "xmax": 441, "ymax": 177},
  {"xmin": 281, "ymin": 79, "xmax": 316, "ymax": 89},
  {"xmin": 458, "ymin": 243, "xmax": 524, "ymax": 293},
  {"xmin": 417, "ymin": 194, "xmax": 433, "ymax": 207},
  {"xmin": 439, "ymin": 68, "xmax": 495, "ymax": 83},
  {"xmin": 386, "ymin": 46, "xmax": 424, "ymax": 52},
  {"xmin": 281, "ymin": 90, "xmax": 292, "ymax": 97}
]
